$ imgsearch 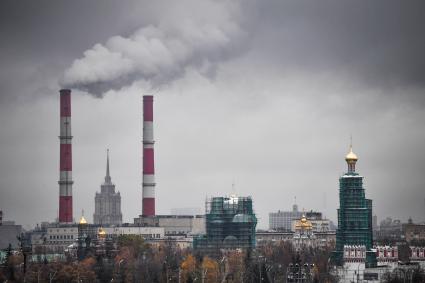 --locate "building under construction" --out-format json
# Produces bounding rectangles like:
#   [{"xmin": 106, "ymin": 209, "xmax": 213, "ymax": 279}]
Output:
[
  {"xmin": 193, "ymin": 196, "xmax": 257, "ymax": 257},
  {"xmin": 332, "ymin": 145, "xmax": 377, "ymax": 267}
]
